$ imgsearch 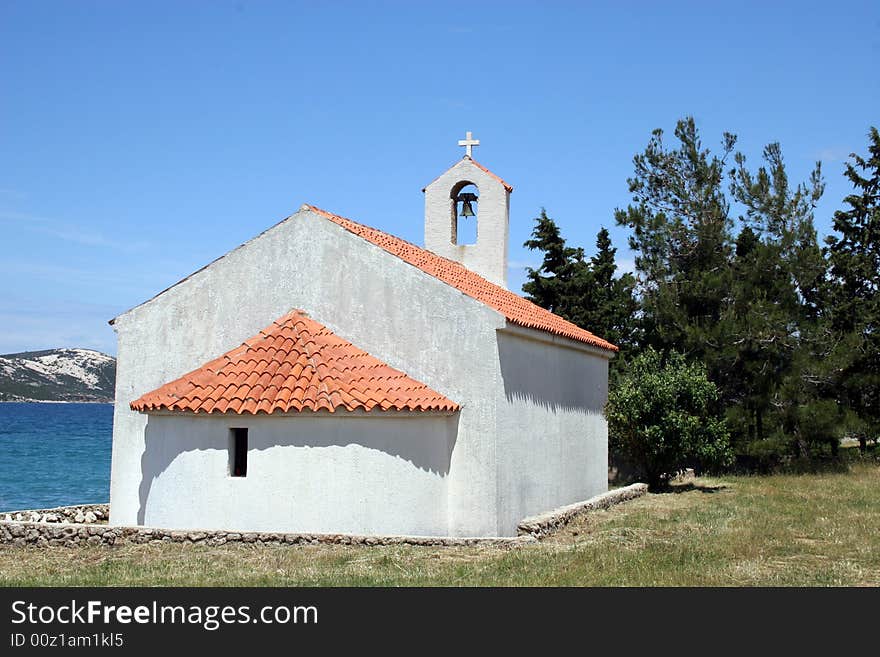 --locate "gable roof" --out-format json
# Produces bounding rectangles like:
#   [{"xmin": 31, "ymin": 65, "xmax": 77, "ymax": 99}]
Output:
[
  {"xmin": 421, "ymin": 156, "xmax": 514, "ymax": 193},
  {"xmin": 307, "ymin": 206, "xmax": 618, "ymax": 353},
  {"xmin": 468, "ymin": 157, "xmax": 514, "ymax": 193},
  {"xmin": 131, "ymin": 310, "xmax": 459, "ymax": 415}
]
